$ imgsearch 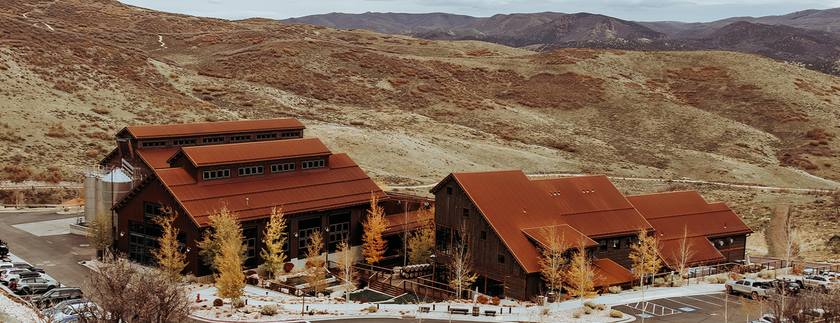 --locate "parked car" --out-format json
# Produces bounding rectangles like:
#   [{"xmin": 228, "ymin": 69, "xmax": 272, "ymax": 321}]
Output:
[
  {"xmin": 1, "ymin": 268, "xmax": 42, "ymax": 284},
  {"xmin": 0, "ymin": 262, "xmax": 44, "ymax": 273},
  {"xmin": 47, "ymin": 302, "xmax": 96, "ymax": 323},
  {"xmin": 798, "ymin": 275, "xmax": 836, "ymax": 291},
  {"xmin": 41, "ymin": 298, "xmax": 89, "ymax": 317},
  {"xmin": 725, "ymin": 279, "xmax": 773, "ymax": 299},
  {"xmin": 29, "ymin": 287, "xmax": 84, "ymax": 309},
  {"xmin": 13, "ymin": 277, "xmax": 59, "ymax": 294},
  {"xmin": 768, "ymin": 279, "xmax": 802, "ymax": 296}
]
